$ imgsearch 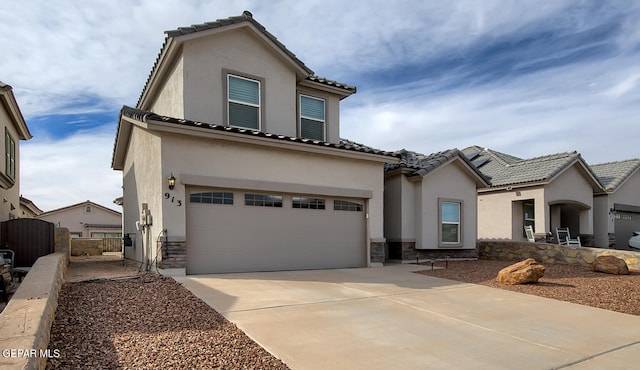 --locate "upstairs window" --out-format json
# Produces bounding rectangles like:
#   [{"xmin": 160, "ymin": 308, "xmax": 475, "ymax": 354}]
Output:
[
  {"xmin": 5, "ymin": 128, "xmax": 15, "ymax": 179},
  {"xmin": 228, "ymin": 75, "xmax": 260, "ymax": 130},
  {"xmin": 300, "ymin": 95, "xmax": 325, "ymax": 141}
]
